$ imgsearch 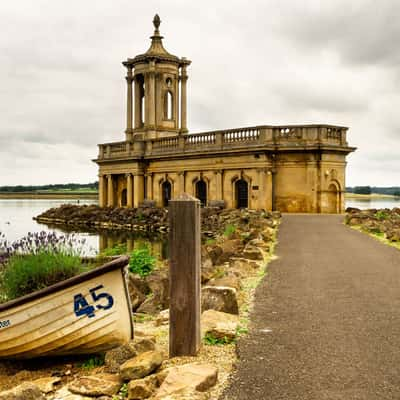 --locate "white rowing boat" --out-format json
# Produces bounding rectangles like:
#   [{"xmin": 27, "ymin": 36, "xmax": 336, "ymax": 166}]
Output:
[{"xmin": 0, "ymin": 256, "xmax": 133, "ymax": 359}]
